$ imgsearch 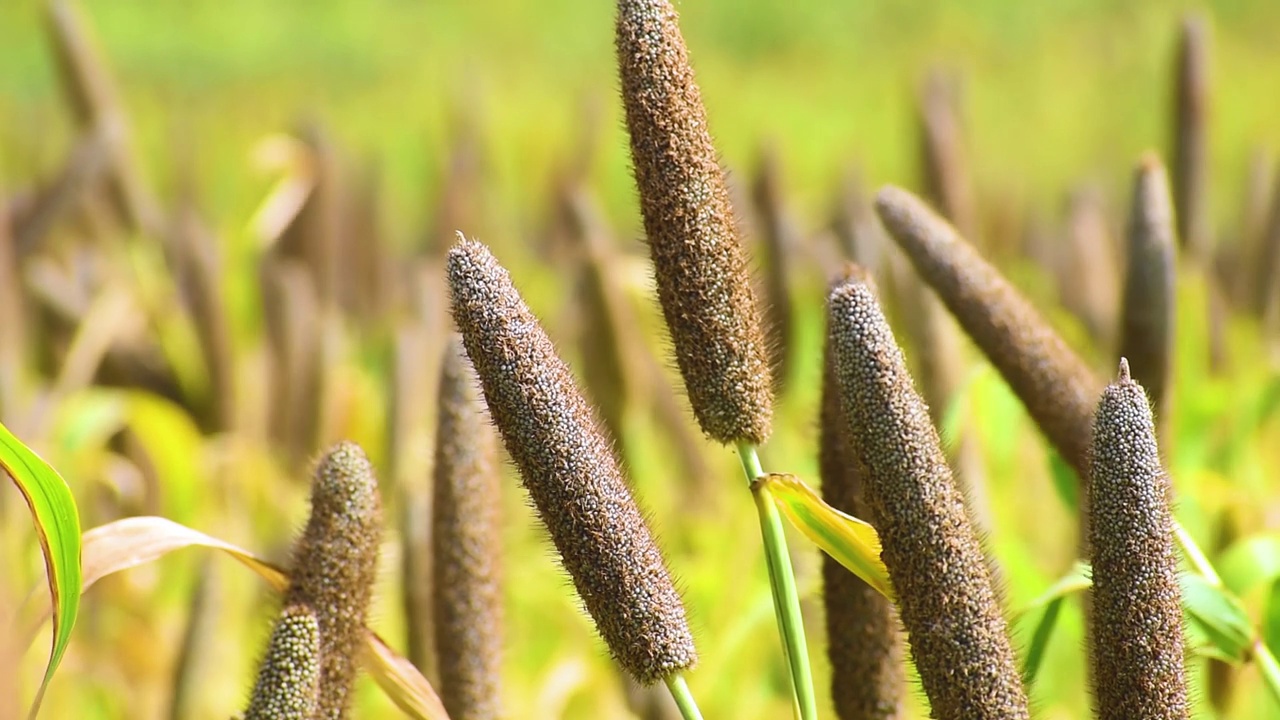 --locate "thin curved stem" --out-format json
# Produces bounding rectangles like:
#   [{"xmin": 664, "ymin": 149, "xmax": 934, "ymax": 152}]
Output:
[
  {"xmin": 664, "ymin": 673, "xmax": 705, "ymax": 720},
  {"xmin": 737, "ymin": 442, "xmax": 817, "ymax": 720}
]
